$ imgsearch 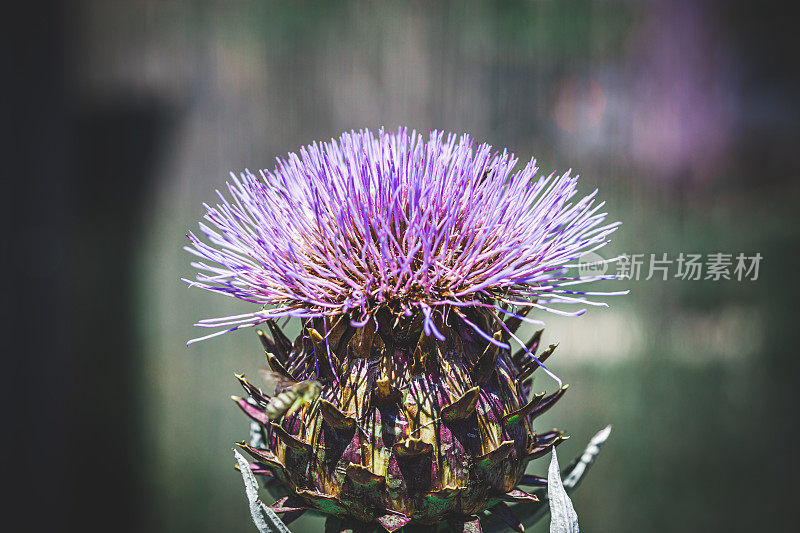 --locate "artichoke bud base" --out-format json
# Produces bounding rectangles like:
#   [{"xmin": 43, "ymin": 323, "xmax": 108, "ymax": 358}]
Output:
[{"xmin": 233, "ymin": 308, "xmax": 567, "ymax": 531}]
